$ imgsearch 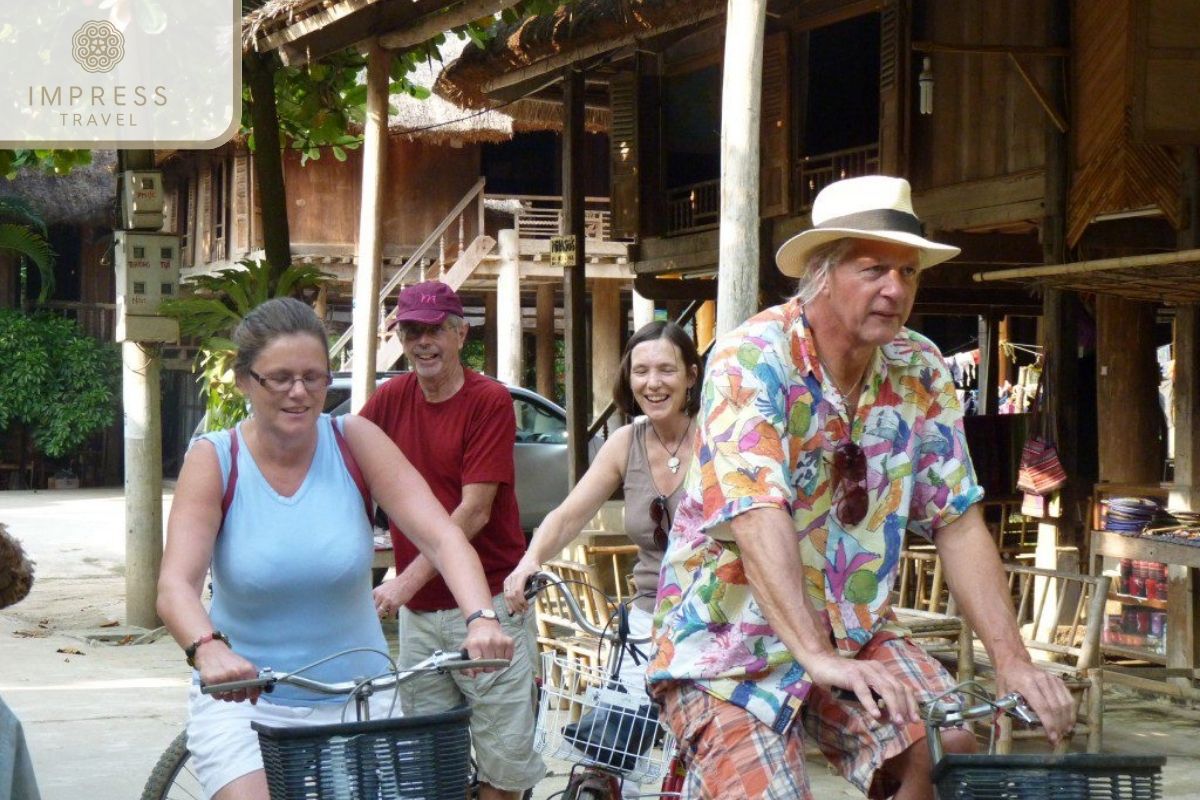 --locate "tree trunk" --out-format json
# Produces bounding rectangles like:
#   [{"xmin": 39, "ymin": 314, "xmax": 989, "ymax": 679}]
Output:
[{"xmin": 243, "ymin": 52, "xmax": 291, "ymax": 281}]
